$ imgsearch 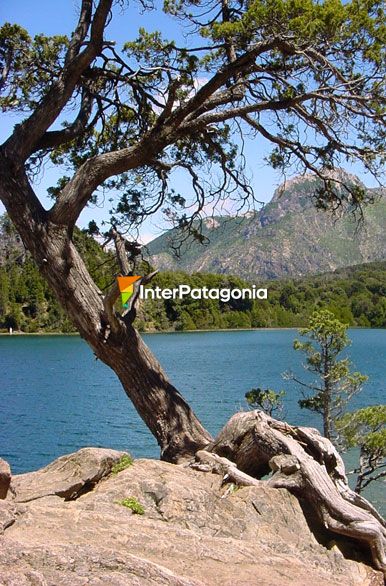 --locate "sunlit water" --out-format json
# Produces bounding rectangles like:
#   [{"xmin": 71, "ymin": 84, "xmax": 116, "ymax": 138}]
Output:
[{"xmin": 0, "ymin": 329, "xmax": 384, "ymax": 513}]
